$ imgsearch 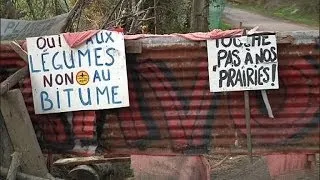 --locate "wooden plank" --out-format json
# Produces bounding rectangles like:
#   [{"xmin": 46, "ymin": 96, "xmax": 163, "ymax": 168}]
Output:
[
  {"xmin": 9, "ymin": 41, "xmax": 28, "ymax": 63},
  {"xmin": 0, "ymin": 113, "xmax": 14, "ymax": 168},
  {"xmin": 1, "ymin": 13, "xmax": 69, "ymax": 41},
  {"xmin": 0, "ymin": 67, "xmax": 28, "ymax": 95},
  {"xmin": 6, "ymin": 152, "xmax": 22, "ymax": 180},
  {"xmin": 261, "ymin": 90, "xmax": 274, "ymax": 118},
  {"xmin": 53, "ymin": 156, "xmax": 130, "ymax": 166},
  {"xmin": 0, "ymin": 89, "xmax": 48, "ymax": 177},
  {"xmin": 0, "ymin": 167, "xmax": 60, "ymax": 180}
]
